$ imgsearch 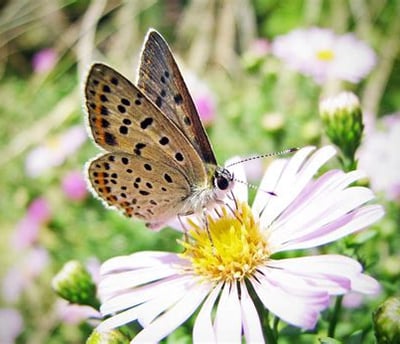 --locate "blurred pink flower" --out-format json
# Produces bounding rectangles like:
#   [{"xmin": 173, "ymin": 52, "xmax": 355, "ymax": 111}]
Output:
[
  {"xmin": 2, "ymin": 247, "xmax": 49, "ymax": 302},
  {"xmin": 249, "ymin": 38, "xmax": 270, "ymax": 57},
  {"xmin": 97, "ymin": 146, "xmax": 383, "ymax": 342},
  {"xmin": 12, "ymin": 218, "xmax": 40, "ymax": 250},
  {"xmin": 184, "ymin": 72, "xmax": 217, "ymax": 125},
  {"xmin": 32, "ymin": 48, "xmax": 57, "ymax": 73},
  {"xmin": 85, "ymin": 257, "xmax": 101, "ymax": 285},
  {"xmin": 358, "ymin": 113, "xmax": 400, "ymax": 201},
  {"xmin": 56, "ymin": 300, "xmax": 100, "ymax": 325},
  {"xmin": 342, "ymin": 292, "xmax": 365, "ymax": 309},
  {"xmin": 26, "ymin": 197, "xmax": 51, "ymax": 223},
  {"xmin": 271, "ymin": 27, "xmax": 376, "ymax": 84},
  {"xmin": 0, "ymin": 308, "xmax": 23, "ymax": 344},
  {"xmin": 12, "ymin": 197, "xmax": 51, "ymax": 250},
  {"xmin": 62, "ymin": 171, "xmax": 88, "ymax": 201},
  {"xmin": 25, "ymin": 125, "xmax": 87, "ymax": 177}
]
